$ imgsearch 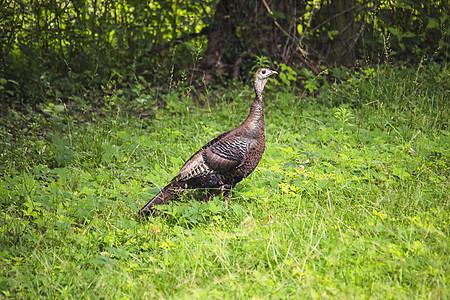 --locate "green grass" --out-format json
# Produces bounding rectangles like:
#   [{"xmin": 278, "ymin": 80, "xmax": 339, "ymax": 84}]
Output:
[{"xmin": 0, "ymin": 63, "xmax": 448, "ymax": 299}]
